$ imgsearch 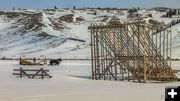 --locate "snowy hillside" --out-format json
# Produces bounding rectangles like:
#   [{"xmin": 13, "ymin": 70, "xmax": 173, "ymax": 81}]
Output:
[{"xmin": 0, "ymin": 9, "xmax": 180, "ymax": 59}]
